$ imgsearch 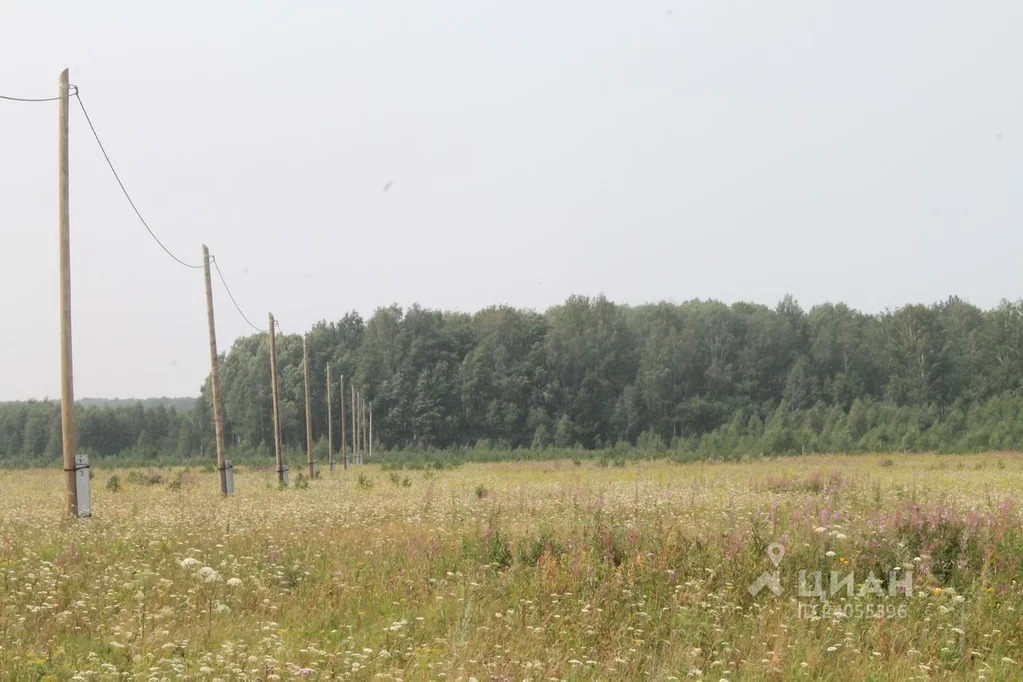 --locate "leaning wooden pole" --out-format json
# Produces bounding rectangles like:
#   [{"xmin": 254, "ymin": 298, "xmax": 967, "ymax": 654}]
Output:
[
  {"xmin": 268, "ymin": 314, "xmax": 285, "ymax": 484},
  {"xmin": 340, "ymin": 374, "xmax": 348, "ymax": 470},
  {"xmin": 202, "ymin": 245, "xmax": 229, "ymax": 495},
  {"xmin": 350, "ymin": 383, "xmax": 357, "ymax": 466},
  {"xmin": 58, "ymin": 68, "xmax": 80, "ymax": 518},
  {"xmin": 303, "ymin": 337, "xmax": 314, "ymax": 478},
  {"xmin": 326, "ymin": 364, "xmax": 334, "ymax": 473}
]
